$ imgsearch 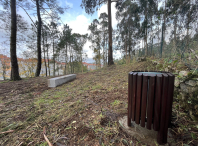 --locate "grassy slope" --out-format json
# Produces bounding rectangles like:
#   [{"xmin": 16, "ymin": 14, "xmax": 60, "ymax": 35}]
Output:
[{"xmin": 0, "ymin": 60, "xmax": 197, "ymax": 146}]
